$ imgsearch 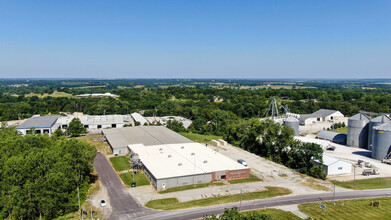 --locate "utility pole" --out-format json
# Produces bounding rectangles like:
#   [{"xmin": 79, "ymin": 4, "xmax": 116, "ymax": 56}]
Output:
[
  {"xmin": 193, "ymin": 153, "xmax": 196, "ymax": 186},
  {"xmin": 353, "ymin": 165, "xmax": 356, "ymax": 189},
  {"xmin": 333, "ymin": 179, "xmax": 336, "ymax": 205},
  {"xmin": 77, "ymin": 186, "xmax": 82, "ymax": 220},
  {"xmin": 239, "ymin": 188, "xmax": 243, "ymax": 211}
]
